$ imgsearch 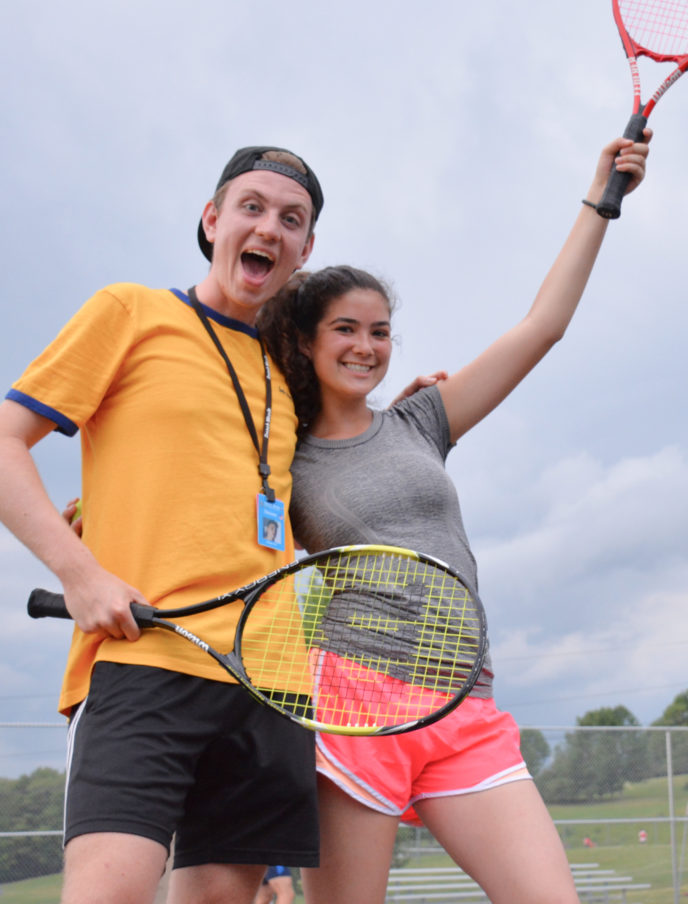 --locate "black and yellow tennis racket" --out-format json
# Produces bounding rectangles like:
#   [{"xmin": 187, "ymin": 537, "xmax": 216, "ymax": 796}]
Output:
[{"xmin": 28, "ymin": 544, "xmax": 486, "ymax": 736}]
